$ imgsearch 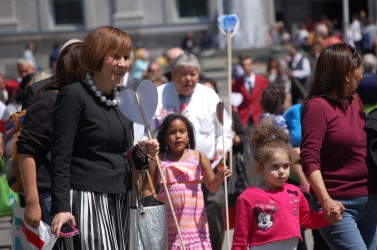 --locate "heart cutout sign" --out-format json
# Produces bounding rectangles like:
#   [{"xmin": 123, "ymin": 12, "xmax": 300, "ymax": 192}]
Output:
[
  {"xmin": 118, "ymin": 80, "xmax": 158, "ymax": 125},
  {"xmin": 218, "ymin": 14, "xmax": 240, "ymax": 37}
]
